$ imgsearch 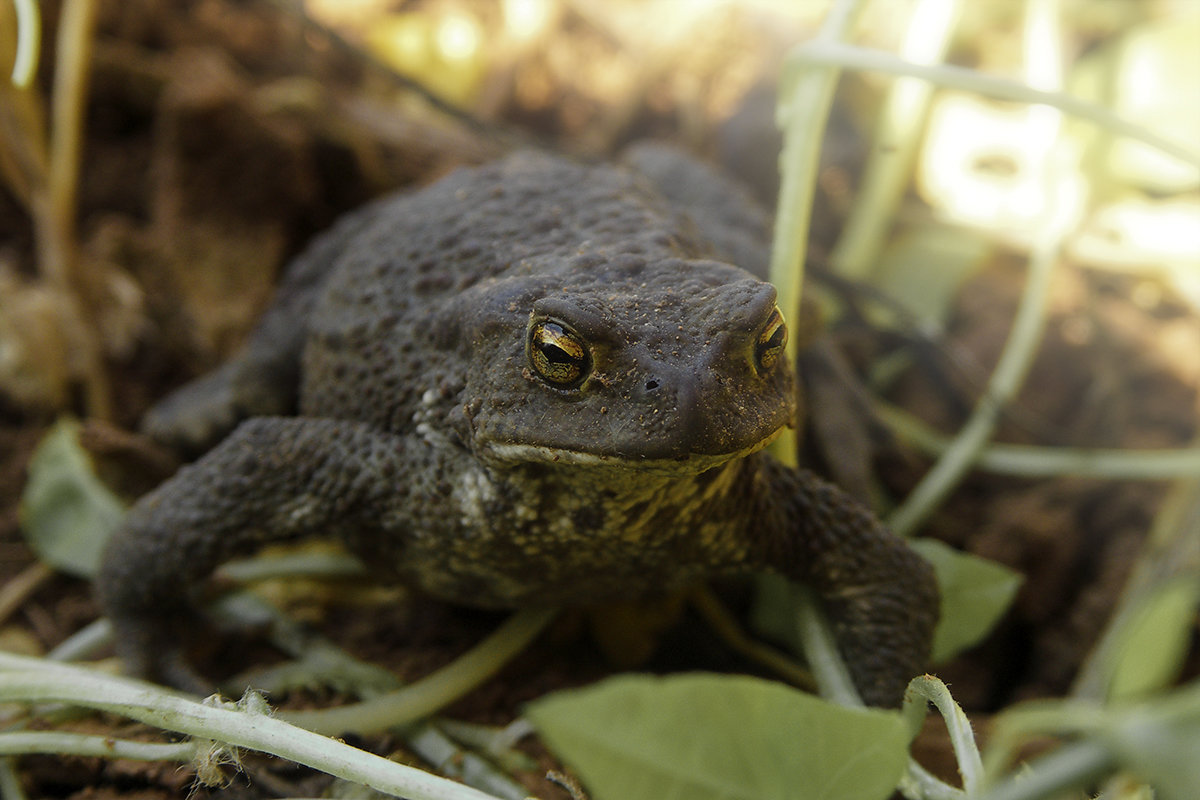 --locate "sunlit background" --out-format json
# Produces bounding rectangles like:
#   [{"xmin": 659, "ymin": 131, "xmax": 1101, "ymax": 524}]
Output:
[
  {"xmin": 1, "ymin": 0, "xmax": 1197, "ymax": 415},
  {"xmin": 306, "ymin": 0, "xmax": 1199, "ymax": 306}
]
